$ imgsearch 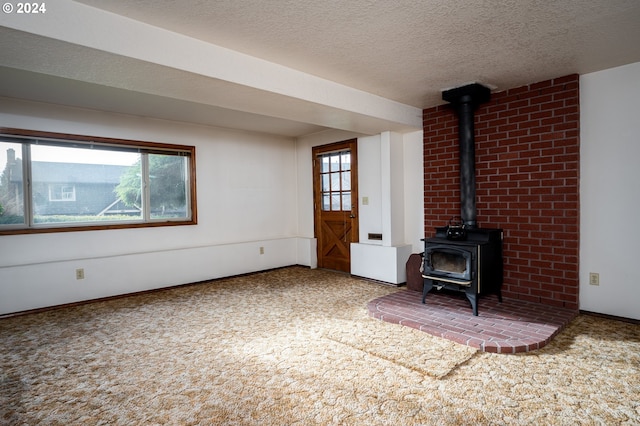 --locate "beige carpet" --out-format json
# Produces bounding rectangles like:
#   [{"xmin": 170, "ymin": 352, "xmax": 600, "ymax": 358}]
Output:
[
  {"xmin": 323, "ymin": 319, "xmax": 476, "ymax": 378},
  {"xmin": 1, "ymin": 266, "xmax": 639, "ymax": 425}
]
